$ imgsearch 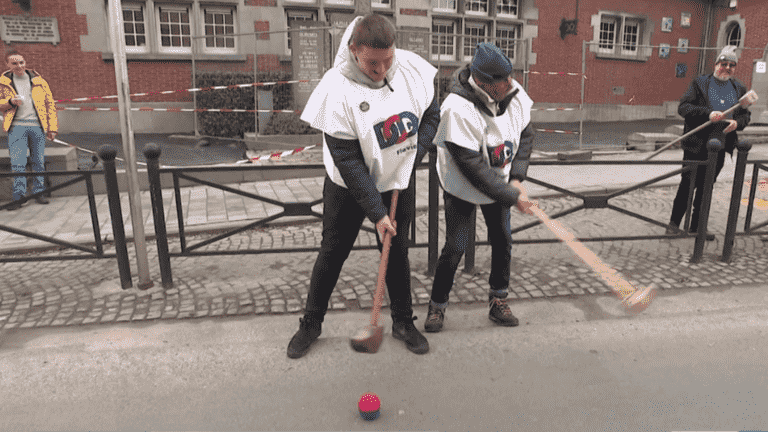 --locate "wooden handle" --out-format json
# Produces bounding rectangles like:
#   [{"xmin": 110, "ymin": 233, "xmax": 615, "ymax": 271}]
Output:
[
  {"xmin": 370, "ymin": 190, "xmax": 399, "ymax": 327},
  {"xmin": 530, "ymin": 206, "xmax": 636, "ymax": 299}
]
